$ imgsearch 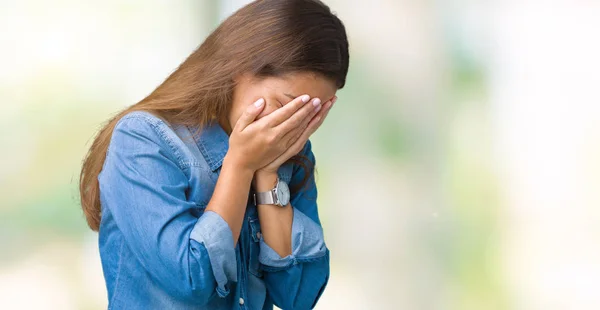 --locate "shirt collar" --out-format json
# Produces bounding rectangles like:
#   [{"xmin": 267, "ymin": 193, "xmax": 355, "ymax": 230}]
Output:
[
  {"xmin": 191, "ymin": 121, "xmax": 230, "ymax": 171},
  {"xmin": 190, "ymin": 121, "xmax": 295, "ymax": 181}
]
